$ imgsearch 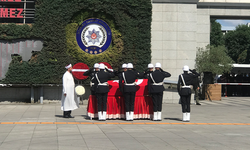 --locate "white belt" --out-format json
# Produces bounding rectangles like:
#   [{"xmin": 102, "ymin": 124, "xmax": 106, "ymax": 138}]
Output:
[
  {"xmin": 98, "ymin": 82, "xmax": 108, "ymax": 86},
  {"xmin": 125, "ymin": 83, "xmax": 136, "ymax": 86},
  {"xmin": 181, "ymin": 86, "xmax": 191, "ymax": 88},
  {"xmin": 152, "ymin": 82, "xmax": 163, "ymax": 86}
]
